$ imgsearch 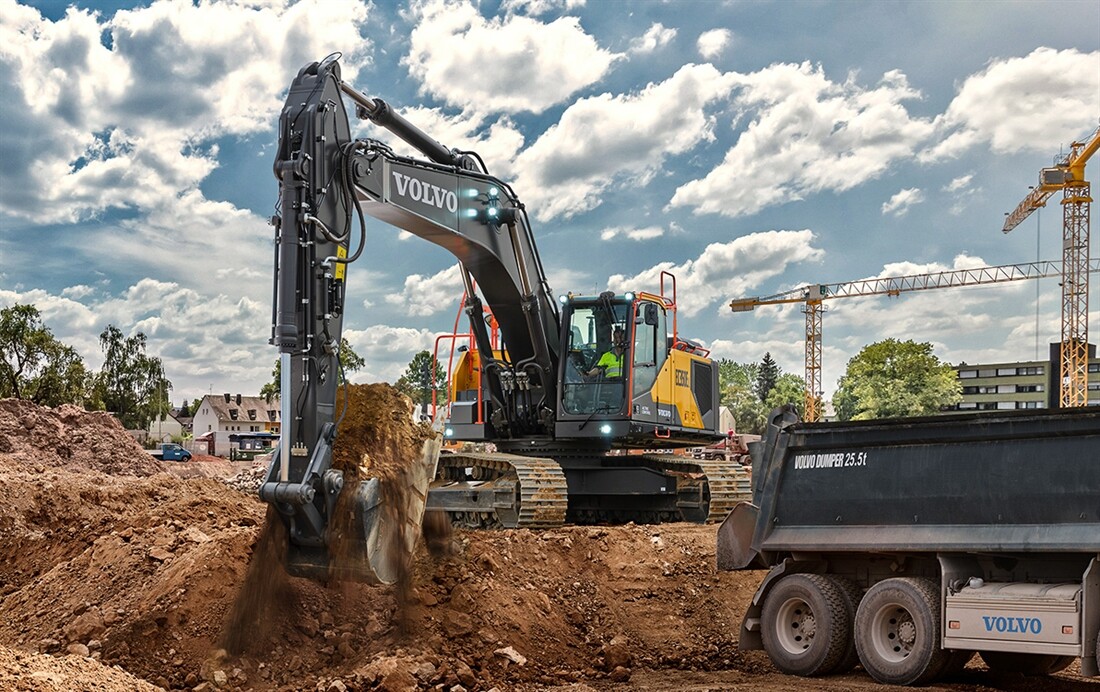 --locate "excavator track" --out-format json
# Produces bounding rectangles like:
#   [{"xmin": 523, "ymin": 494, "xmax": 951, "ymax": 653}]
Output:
[
  {"xmin": 431, "ymin": 452, "xmax": 568, "ymax": 529},
  {"xmin": 638, "ymin": 454, "xmax": 752, "ymax": 523}
]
